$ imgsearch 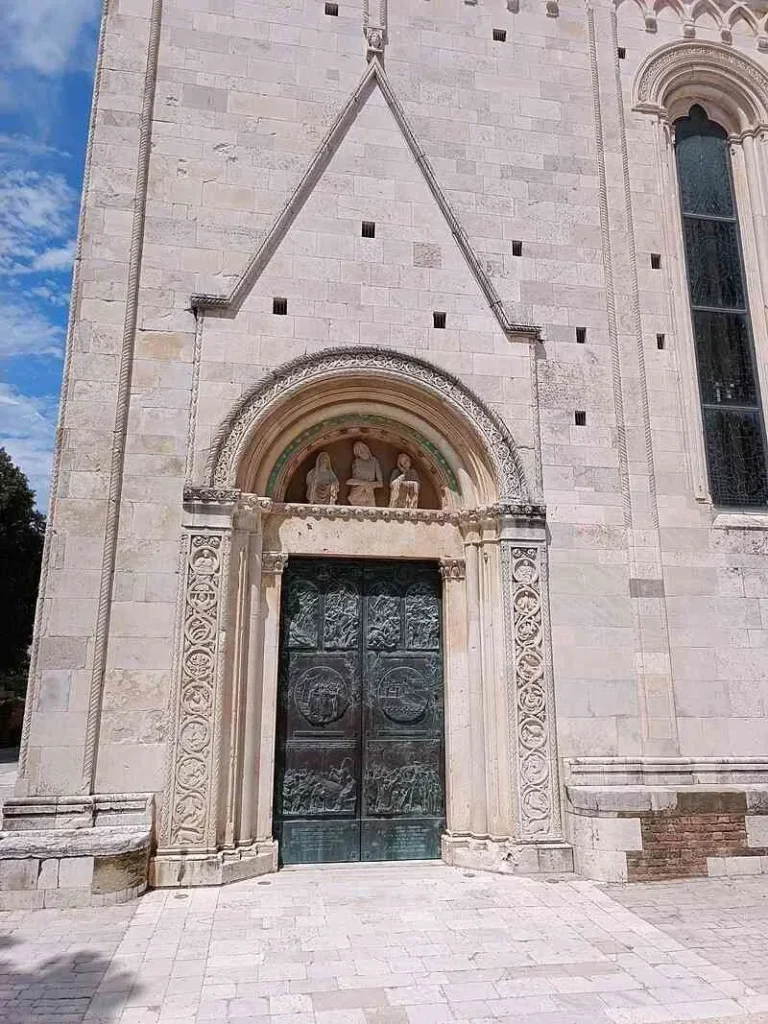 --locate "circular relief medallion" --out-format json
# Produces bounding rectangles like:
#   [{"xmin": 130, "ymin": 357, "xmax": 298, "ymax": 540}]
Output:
[
  {"xmin": 177, "ymin": 756, "xmax": 208, "ymax": 790},
  {"xmin": 181, "ymin": 683, "xmax": 213, "ymax": 716},
  {"xmin": 179, "ymin": 718, "xmax": 210, "ymax": 754},
  {"xmin": 184, "ymin": 646, "xmax": 215, "ymax": 680},
  {"xmin": 295, "ymin": 667, "xmax": 350, "ymax": 726},
  {"xmin": 190, "ymin": 544, "xmax": 219, "ymax": 575},
  {"xmin": 378, "ymin": 666, "xmax": 429, "ymax": 723},
  {"xmin": 188, "ymin": 580, "xmax": 217, "ymax": 613}
]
